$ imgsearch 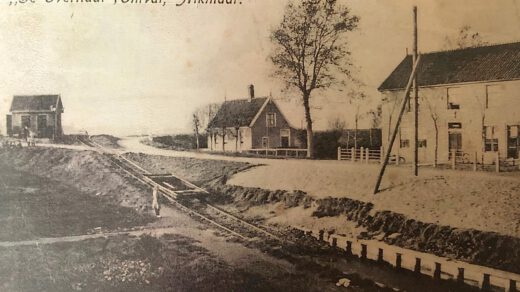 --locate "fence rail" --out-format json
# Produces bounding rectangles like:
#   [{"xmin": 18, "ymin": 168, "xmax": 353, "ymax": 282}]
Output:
[
  {"xmin": 246, "ymin": 148, "xmax": 308, "ymax": 158},
  {"xmin": 295, "ymin": 226, "xmax": 520, "ymax": 292},
  {"xmin": 338, "ymin": 146, "xmax": 383, "ymax": 164}
]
